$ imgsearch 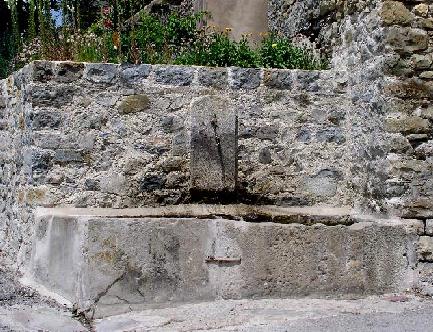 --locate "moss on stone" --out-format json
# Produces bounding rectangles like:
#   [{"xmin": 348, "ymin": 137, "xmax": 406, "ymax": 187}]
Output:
[{"xmin": 118, "ymin": 95, "xmax": 151, "ymax": 114}]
